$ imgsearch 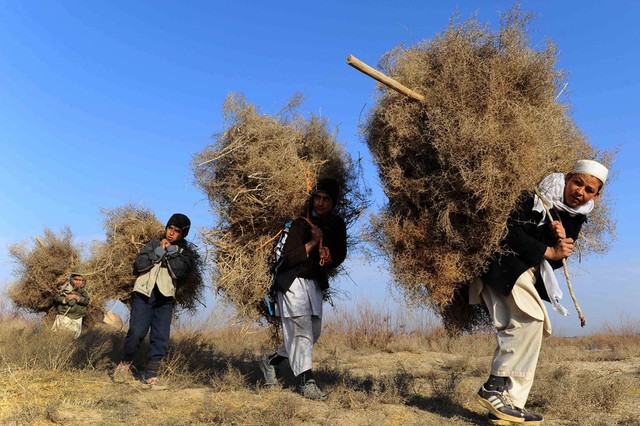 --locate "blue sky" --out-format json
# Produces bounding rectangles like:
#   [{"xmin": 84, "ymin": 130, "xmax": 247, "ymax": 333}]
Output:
[{"xmin": 1, "ymin": 1, "xmax": 638, "ymax": 336}]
